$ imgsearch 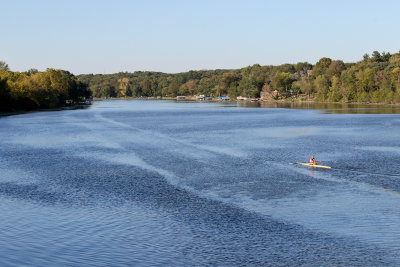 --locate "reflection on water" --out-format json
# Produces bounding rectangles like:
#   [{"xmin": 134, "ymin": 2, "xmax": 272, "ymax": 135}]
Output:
[
  {"xmin": 0, "ymin": 99, "xmax": 400, "ymax": 266},
  {"xmin": 239, "ymin": 101, "xmax": 400, "ymax": 114}
]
